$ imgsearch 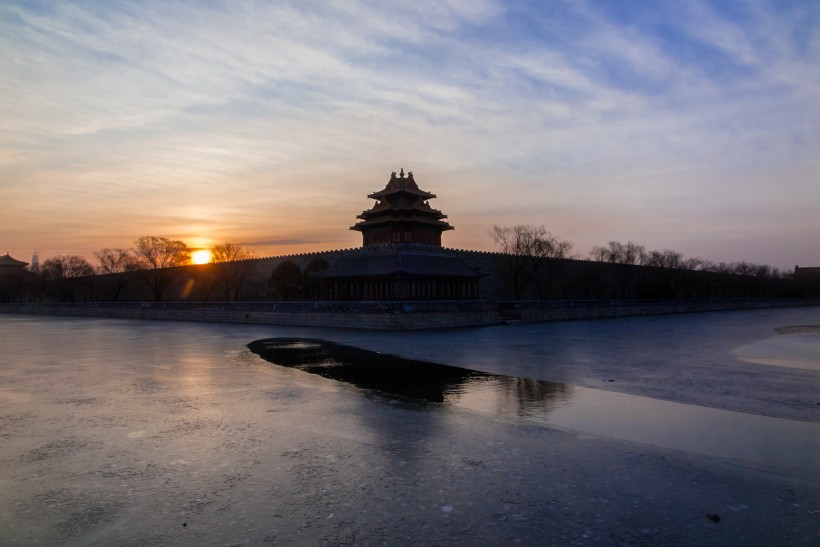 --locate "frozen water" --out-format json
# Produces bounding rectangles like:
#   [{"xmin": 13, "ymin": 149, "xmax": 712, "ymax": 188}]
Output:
[
  {"xmin": 1, "ymin": 309, "xmax": 819, "ymax": 545},
  {"xmin": 733, "ymin": 330, "xmax": 820, "ymax": 371},
  {"xmin": 247, "ymin": 335, "xmax": 820, "ymax": 478}
]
